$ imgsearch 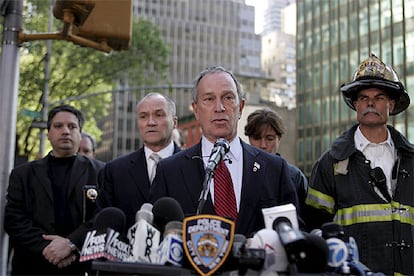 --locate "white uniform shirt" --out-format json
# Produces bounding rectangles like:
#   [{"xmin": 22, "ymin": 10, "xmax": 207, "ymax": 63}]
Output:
[{"xmin": 354, "ymin": 127, "xmax": 396, "ymax": 196}]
